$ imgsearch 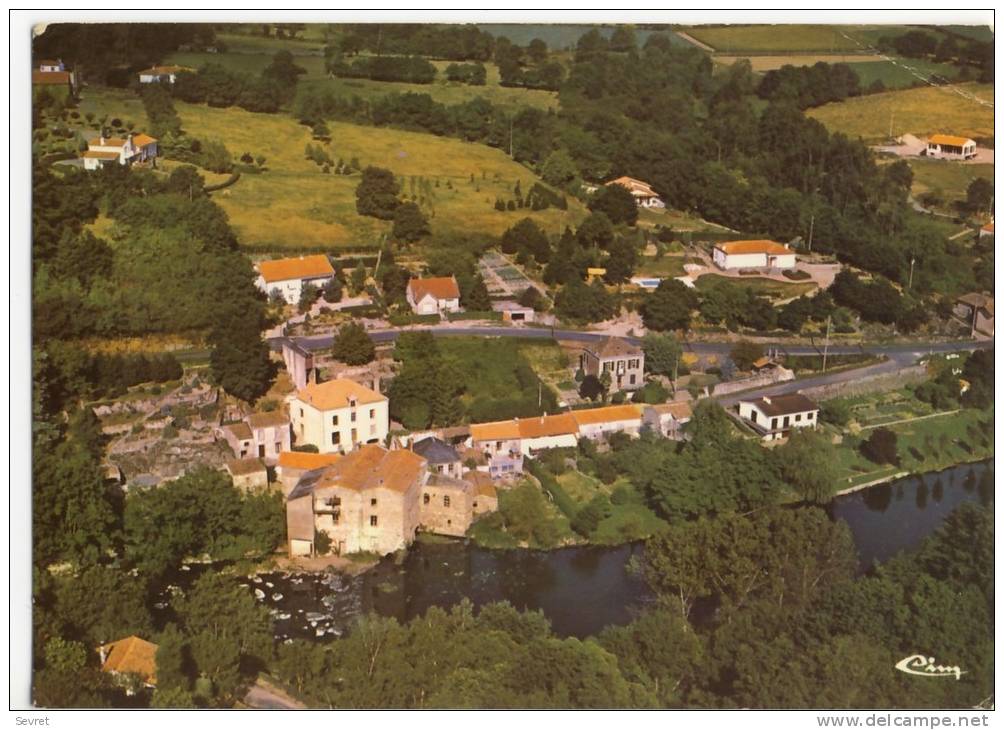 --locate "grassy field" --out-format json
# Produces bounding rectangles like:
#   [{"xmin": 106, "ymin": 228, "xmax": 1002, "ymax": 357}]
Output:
[
  {"xmin": 635, "ymin": 255, "xmax": 690, "ymax": 278},
  {"xmin": 846, "ymin": 57, "xmax": 963, "ymax": 90},
  {"xmin": 714, "ymin": 54, "xmax": 886, "ymax": 71},
  {"xmin": 807, "ymin": 83, "xmax": 995, "ymax": 143},
  {"xmin": 78, "ymin": 87, "xmax": 584, "ymax": 250},
  {"xmin": 637, "ymin": 206, "xmax": 728, "ymax": 232},
  {"xmin": 694, "ymin": 274, "xmax": 817, "ymax": 300},
  {"xmin": 683, "ymin": 24, "xmax": 872, "ymax": 53},
  {"xmin": 907, "ymin": 159, "xmax": 994, "ymax": 208}
]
